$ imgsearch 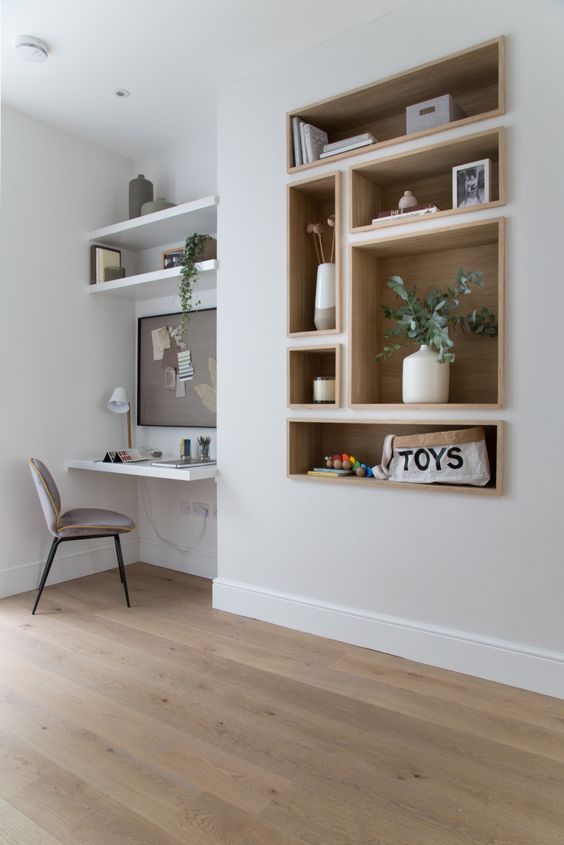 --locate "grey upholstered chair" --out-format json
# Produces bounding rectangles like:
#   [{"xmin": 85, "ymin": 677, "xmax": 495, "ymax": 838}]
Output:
[{"xmin": 28, "ymin": 458, "xmax": 135, "ymax": 614}]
